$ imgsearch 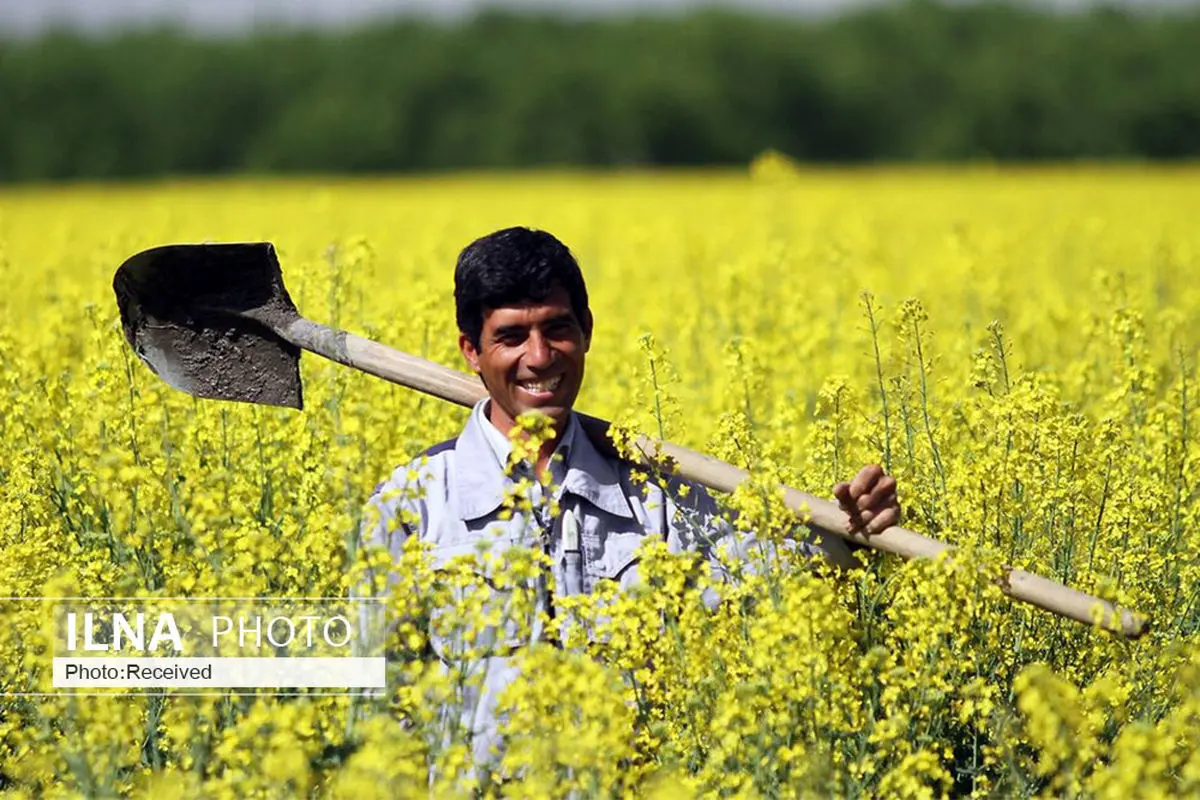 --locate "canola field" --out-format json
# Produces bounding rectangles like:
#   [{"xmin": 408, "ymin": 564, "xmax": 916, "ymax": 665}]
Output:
[{"xmin": 1, "ymin": 162, "xmax": 1199, "ymax": 797}]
